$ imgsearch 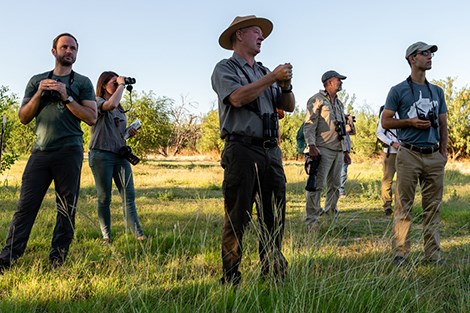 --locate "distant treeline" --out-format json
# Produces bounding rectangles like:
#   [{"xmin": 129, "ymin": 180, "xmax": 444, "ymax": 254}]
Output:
[{"xmin": 1, "ymin": 77, "xmax": 469, "ymax": 172}]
